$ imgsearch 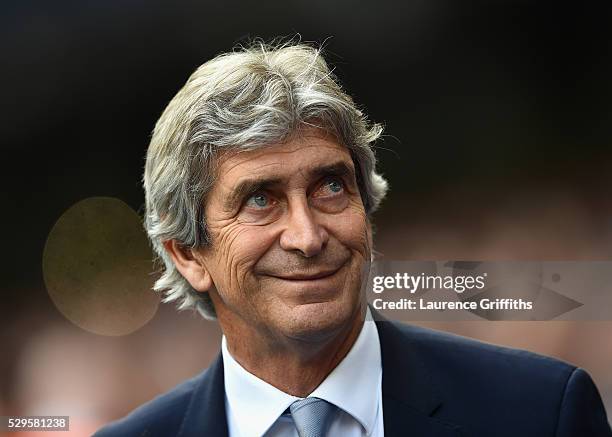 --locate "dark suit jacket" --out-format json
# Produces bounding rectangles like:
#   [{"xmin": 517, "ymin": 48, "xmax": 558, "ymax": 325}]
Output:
[{"xmin": 95, "ymin": 318, "xmax": 612, "ymax": 436}]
